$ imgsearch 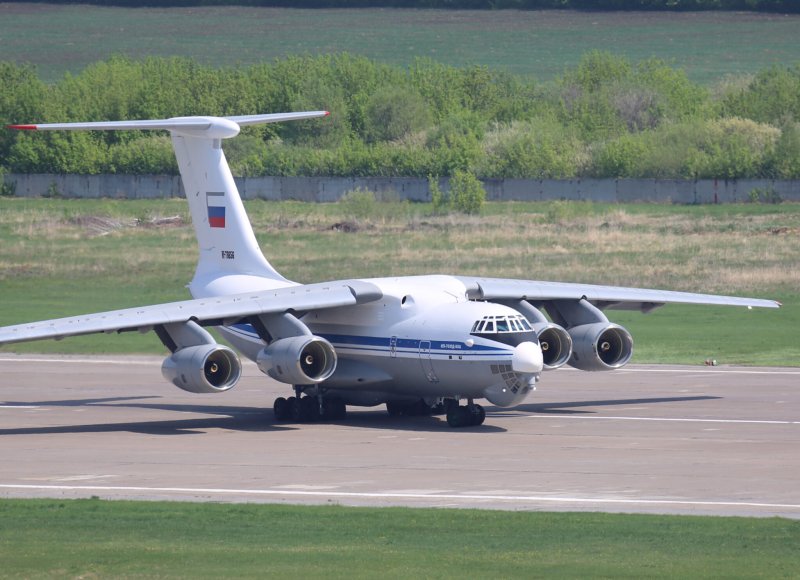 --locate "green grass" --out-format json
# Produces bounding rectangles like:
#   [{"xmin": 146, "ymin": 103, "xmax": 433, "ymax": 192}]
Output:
[
  {"xmin": 1, "ymin": 198, "xmax": 797, "ymax": 364},
  {"xmin": 0, "ymin": 499, "xmax": 797, "ymax": 578},
  {"xmin": 1, "ymin": 5, "xmax": 799, "ymax": 84}
]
